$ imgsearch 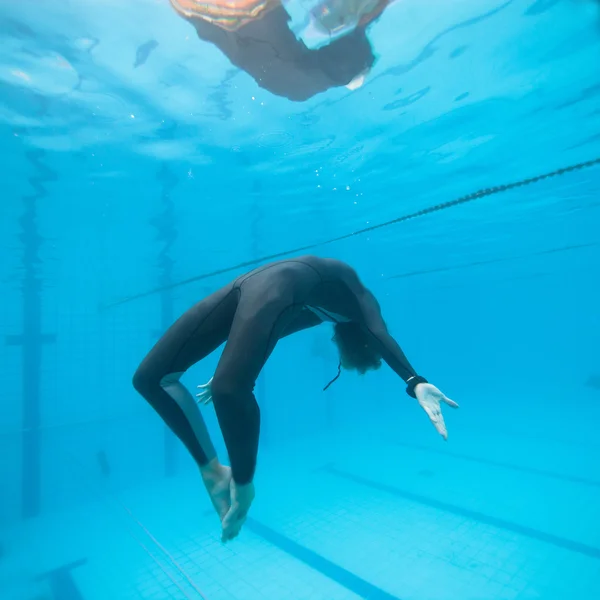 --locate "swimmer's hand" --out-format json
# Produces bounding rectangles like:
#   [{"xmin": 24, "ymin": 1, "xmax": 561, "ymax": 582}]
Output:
[
  {"xmin": 414, "ymin": 383, "xmax": 459, "ymax": 440},
  {"xmin": 221, "ymin": 480, "xmax": 255, "ymax": 543},
  {"xmin": 196, "ymin": 378, "xmax": 213, "ymax": 405}
]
